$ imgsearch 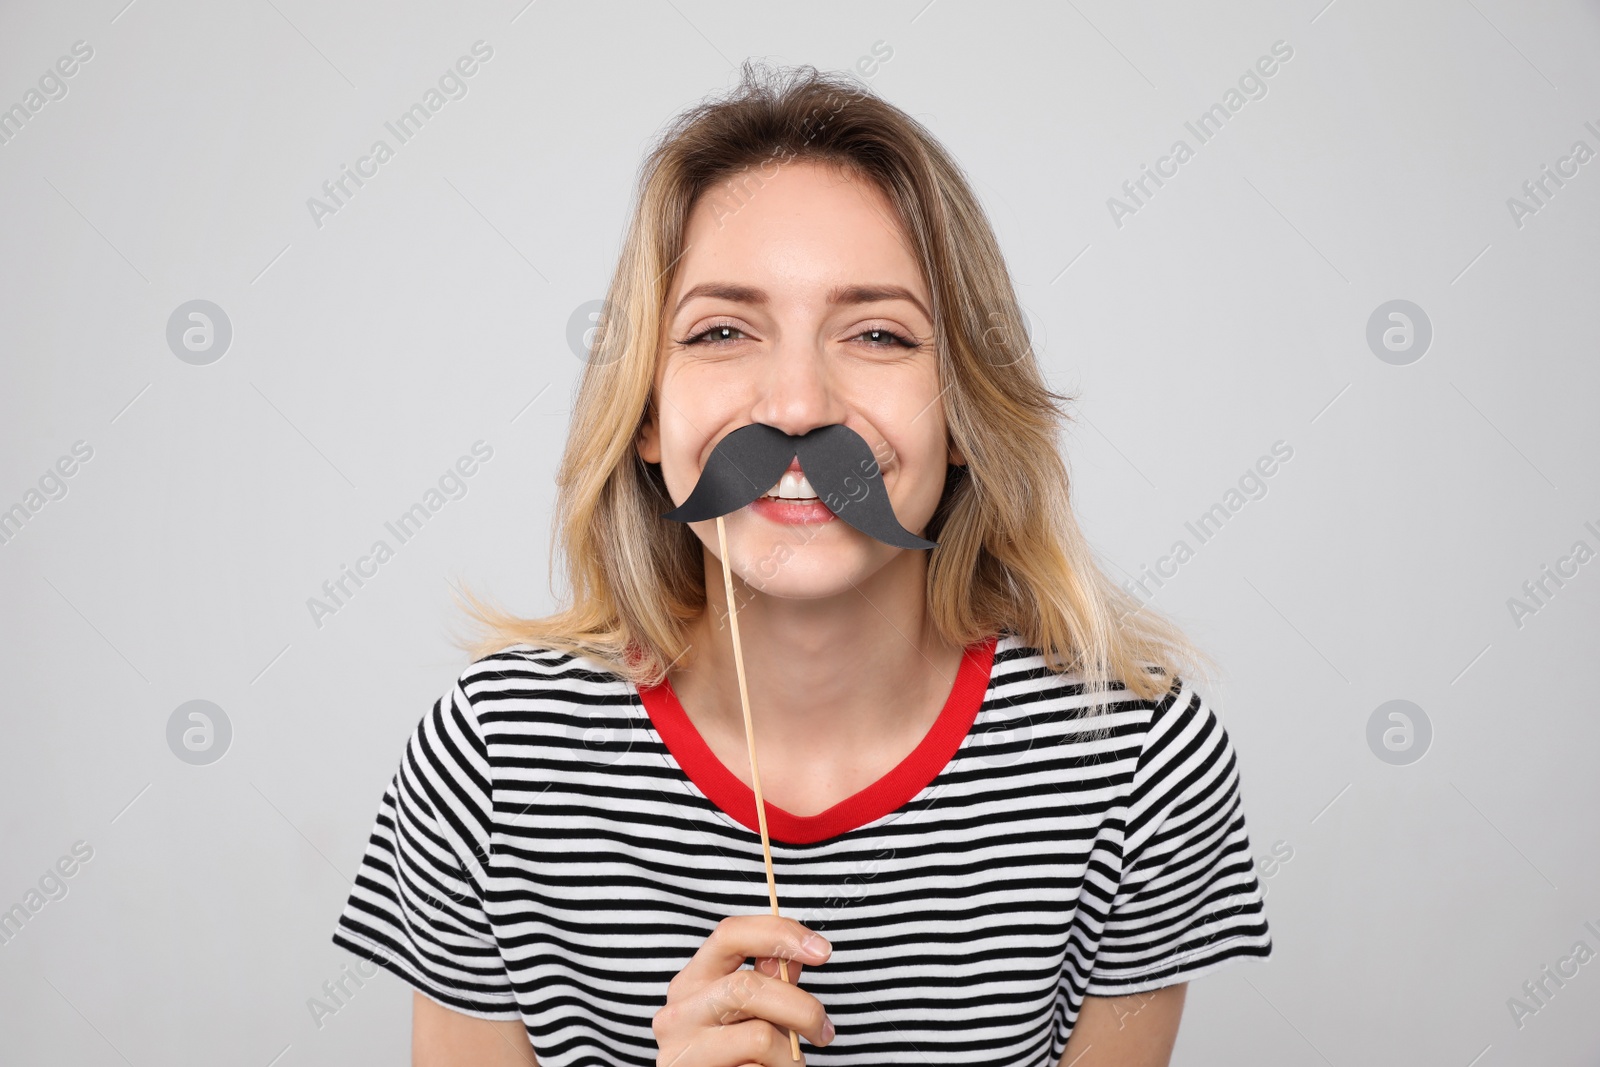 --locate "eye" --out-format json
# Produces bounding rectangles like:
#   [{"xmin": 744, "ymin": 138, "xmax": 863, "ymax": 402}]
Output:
[
  {"xmin": 853, "ymin": 328, "xmax": 921, "ymax": 349},
  {"xmin": 677, "ymin": 324, "xmax": 923, "ymax": 349},
  {"xmin": 678, "ymin": 323, "xmax": 748, "ymax": 346}
]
